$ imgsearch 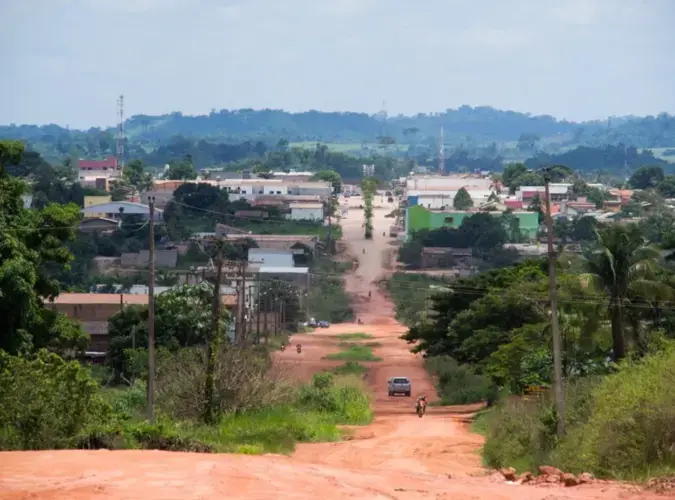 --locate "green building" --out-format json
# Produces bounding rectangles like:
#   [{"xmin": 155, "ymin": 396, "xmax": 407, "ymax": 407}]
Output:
[{"xmin": 405, "ymin": 205, "xmax": 540, "ymax": 241}]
